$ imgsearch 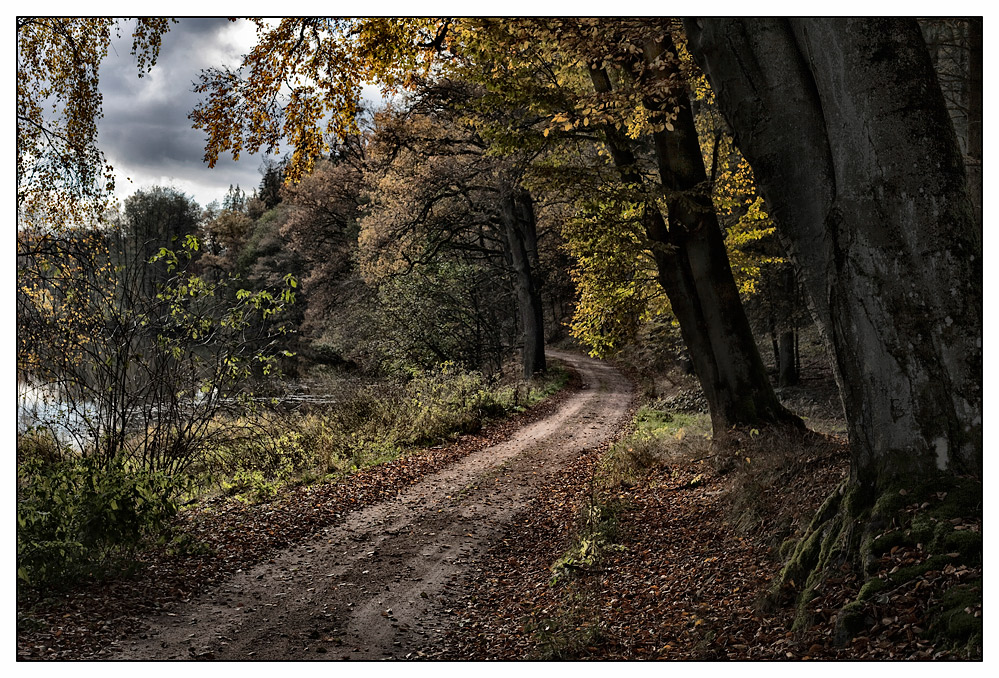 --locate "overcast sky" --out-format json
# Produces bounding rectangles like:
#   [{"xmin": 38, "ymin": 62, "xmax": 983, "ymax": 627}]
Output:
[{"xmin": 98, "ymin": 18, "xmax": 278, "ymax": 210}]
